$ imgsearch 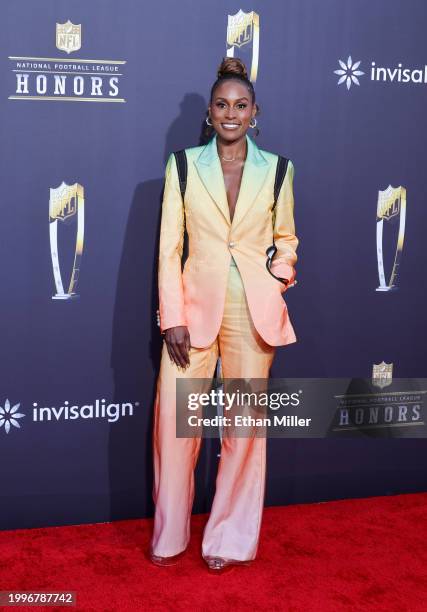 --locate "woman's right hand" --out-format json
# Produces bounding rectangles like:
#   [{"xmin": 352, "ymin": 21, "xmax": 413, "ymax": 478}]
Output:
[{"xmin": 164, "ymin": 326, "xmax": 191, "ymax": 369}]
